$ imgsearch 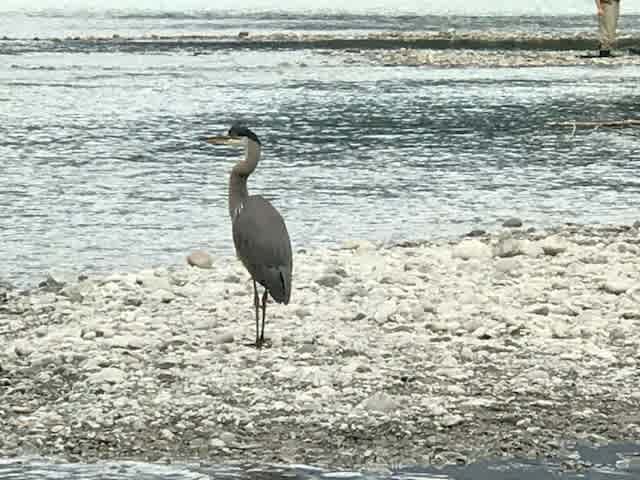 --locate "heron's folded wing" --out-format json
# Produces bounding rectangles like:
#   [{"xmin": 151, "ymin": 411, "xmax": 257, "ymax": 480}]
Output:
[{"xmin": 232, "ymin": 195, "xmax": 292, "ymax": 302}]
